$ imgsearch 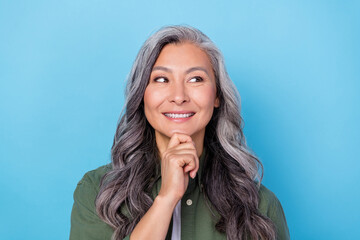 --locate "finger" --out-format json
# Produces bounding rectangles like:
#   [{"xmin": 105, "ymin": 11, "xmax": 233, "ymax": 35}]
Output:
[
  {"xmin": 168, "ymin": 149, "xmax": 197, "ymax": 158},
  {"xmin": 162, "ymin": 148, "xmax": 197, "ymax": 164},
  {"xmin": 171, "ymin": 153, "xmax": 196, "ymax": 168},
  {"xmin": 168, "ymin": 142, "xmax": 196, "ymax": 151},
  {"xmin": 183, "ymin": 161, "xmax": 196, "ymax": 174},
  {"xmin": 179, "ymin": 154, "xmax": 199, "ymax": 179},
  {"xmin": 189, "ymin": 155, "xmax": 199, "ymax": 179},
  {"xmin": 168, "ymin": 153, "xmax": 196, "ymax": 173},
  {"xmin": 168, "ymin": 133, "xmax": 193, "ymax": 149},
  {"xmin": 187, "ymin": 153, "xmax": 199, "ymax": 179}
]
